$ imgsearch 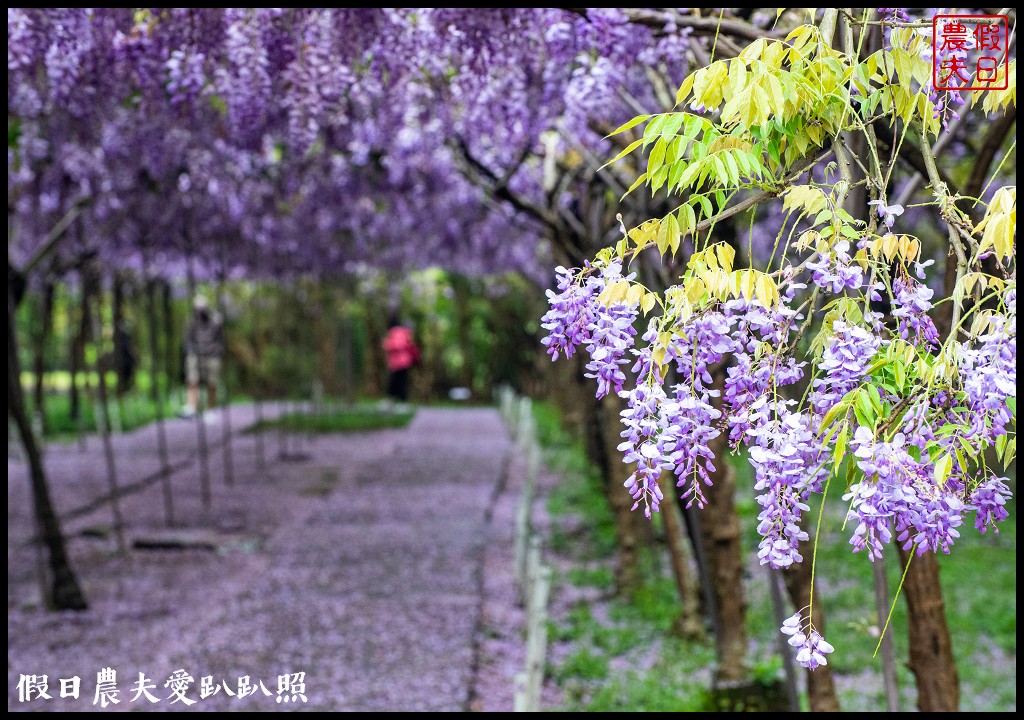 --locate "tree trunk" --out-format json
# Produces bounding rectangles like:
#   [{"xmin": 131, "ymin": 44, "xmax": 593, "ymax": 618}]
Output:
[
  {"xmin": 602, "ymin": 403, "xmax": 643, "ymax": 597},
  {"xmin": 31, "ymin": 281, "xmax": 55, "ymax": 435},
  {"xmin": 897, "ymin": 546, "xmax": 959, "ymax": 711},
  {"xmin": 700, "ymin": 362, "xmax": 749, "ymax": 684},
  {"xmin": 661, "ymin": 490, "xmax": 703, "ymax": 639},
  {"xmin": 700, "ymin": 442, "xmax": 747, "ymax": 682},
  {"xmin": 782, "ymin": 538, "xmax": 842, "ymax": 712},
  {"xmin": 452, "ymin": 274, "xmax": 476, "ymax": 393},
  {"xmin": 185, "ymin": 259, "xmax": 212, "ymax": 509},
  {"xmin": 216, "ymin": 258, "xmax": 235, "ymax": 488},
  {"xmin": 873, "ymin": 553, "xmax": 901, "ymax": 712},
  {"xmin": 70, "ymin": 282, "xmax": 91, "ymax": 431},
  {"xmin": 144, "ymin": 278, "xmax": 174, "ymax": 526},
  {"xmin": 86, "ymin": 271, "xmax": 129, "ymax": 558},
  {"xmin": 161, "ymin": 280, "xmax": 178, "ymax": 397},
  {"xmin": 576, "ymin": 352, "xmax": 642, "ymax": 598},
  {"xmin": 112, "ymin": 272, "xmax": 129, "ymax": 396},
  {"xmin": 340, "ymin": 295, "xmax": 356, "ymax": 404},
  {"xmin": 364, "ymin": 304, "xmax": 387, "ymax": 398},
  {"xmin": 317, "ymin": 283, "xmax": 338, "ymax": 397},
  {"xmin": 8, "ymin": 278, "xmax": 88, "ymax": 610}
]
